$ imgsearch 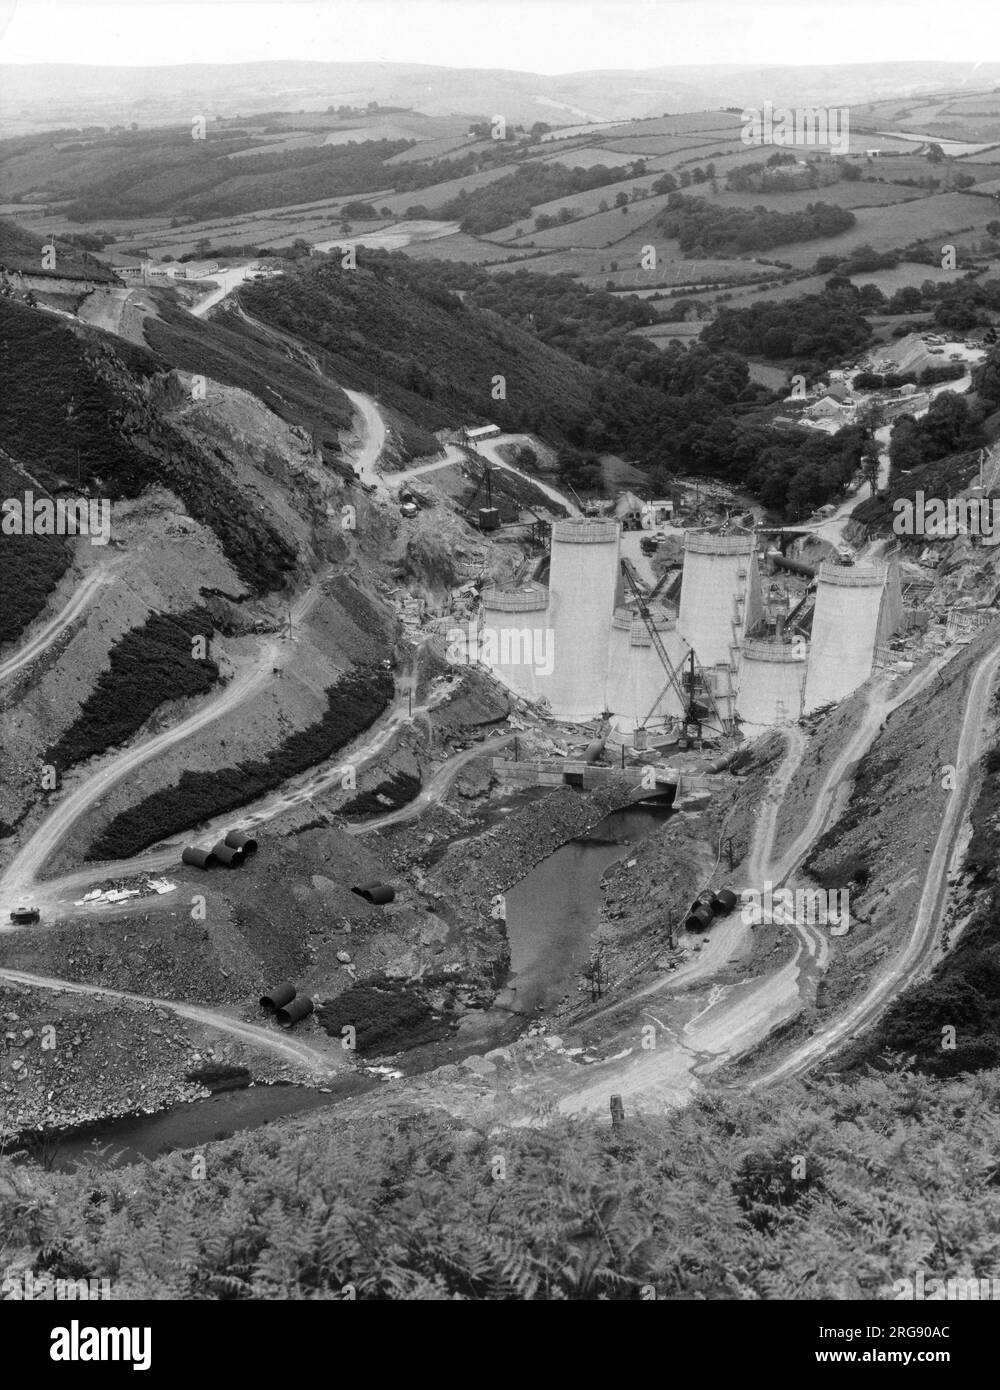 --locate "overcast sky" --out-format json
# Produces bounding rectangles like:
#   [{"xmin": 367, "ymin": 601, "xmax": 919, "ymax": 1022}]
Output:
[{"xmin": 0, "ymin": 0, "xmax": 995, "ymax": 71}]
